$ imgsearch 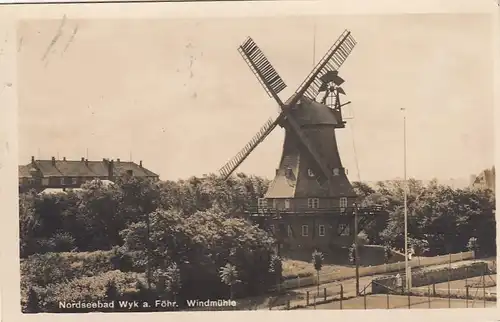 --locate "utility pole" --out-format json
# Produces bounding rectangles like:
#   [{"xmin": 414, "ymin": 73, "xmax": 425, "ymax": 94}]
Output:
[
  {"xmin": 402, "ymin": 108, "xmax": 410, "ymax": 291},
  {"xmin": 354, "ymin": 203, "xmax": 360, "ymax": 295}
]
